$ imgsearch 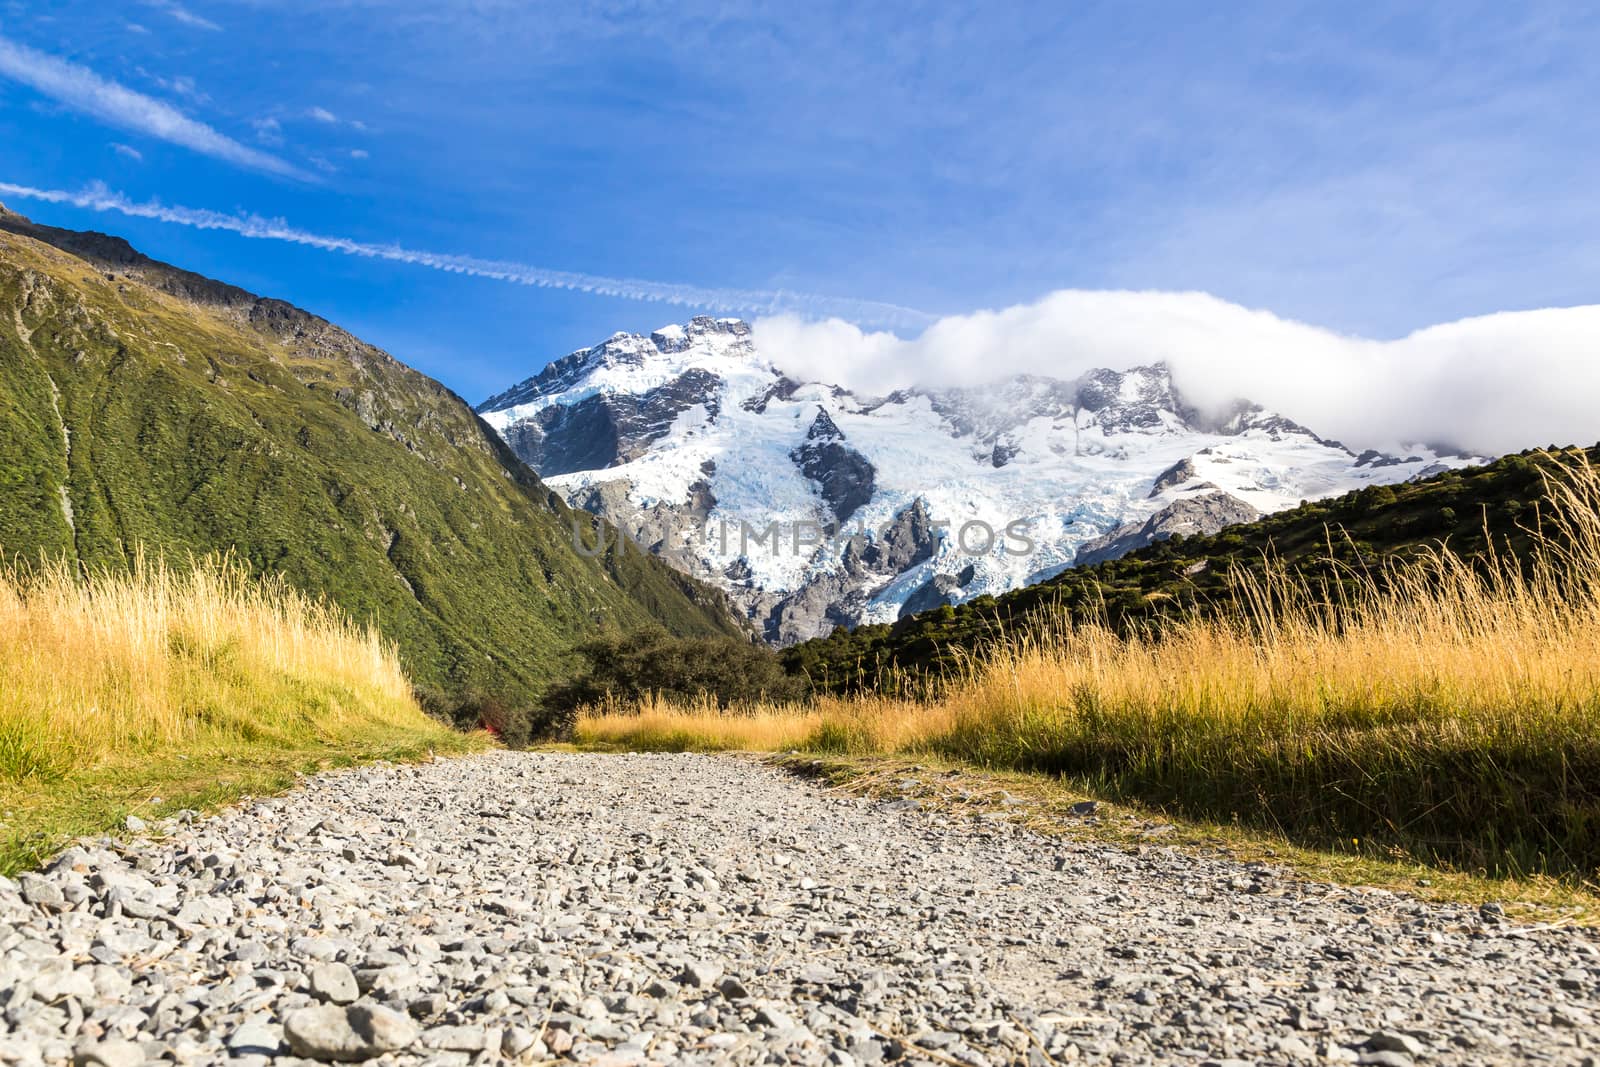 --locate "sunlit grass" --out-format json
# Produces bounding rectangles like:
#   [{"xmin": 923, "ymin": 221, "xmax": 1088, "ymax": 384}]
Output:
[
  {"xmin": 0, "ymin": 553, "xmax": 482, "ymax": 872},
  {"xmin": 579, "ymin": 456, "xmax": 1600, "ymax": 883}
]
